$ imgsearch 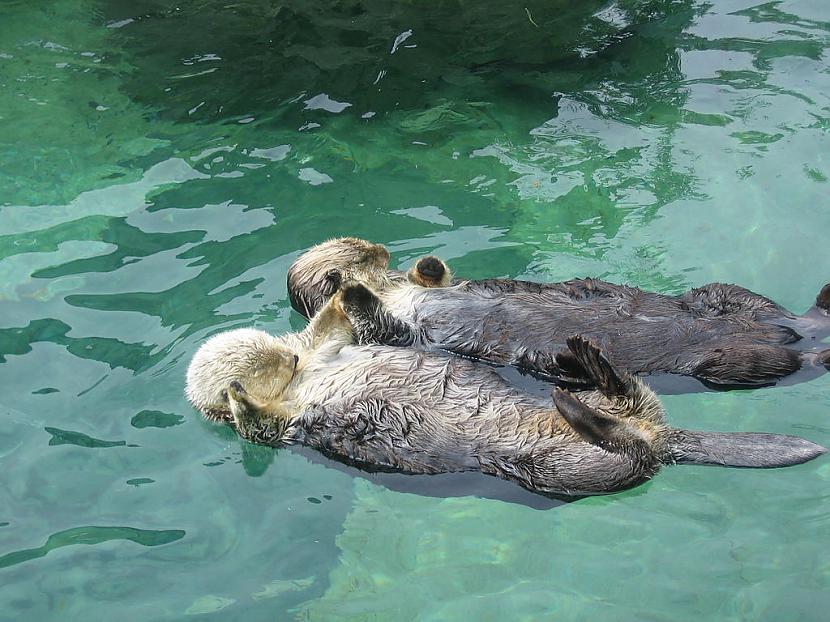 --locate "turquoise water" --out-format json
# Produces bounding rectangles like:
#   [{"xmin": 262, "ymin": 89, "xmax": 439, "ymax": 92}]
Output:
[{"xmin": 1, "ymin": 0, "xmax": 829, "ymax": 619}]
